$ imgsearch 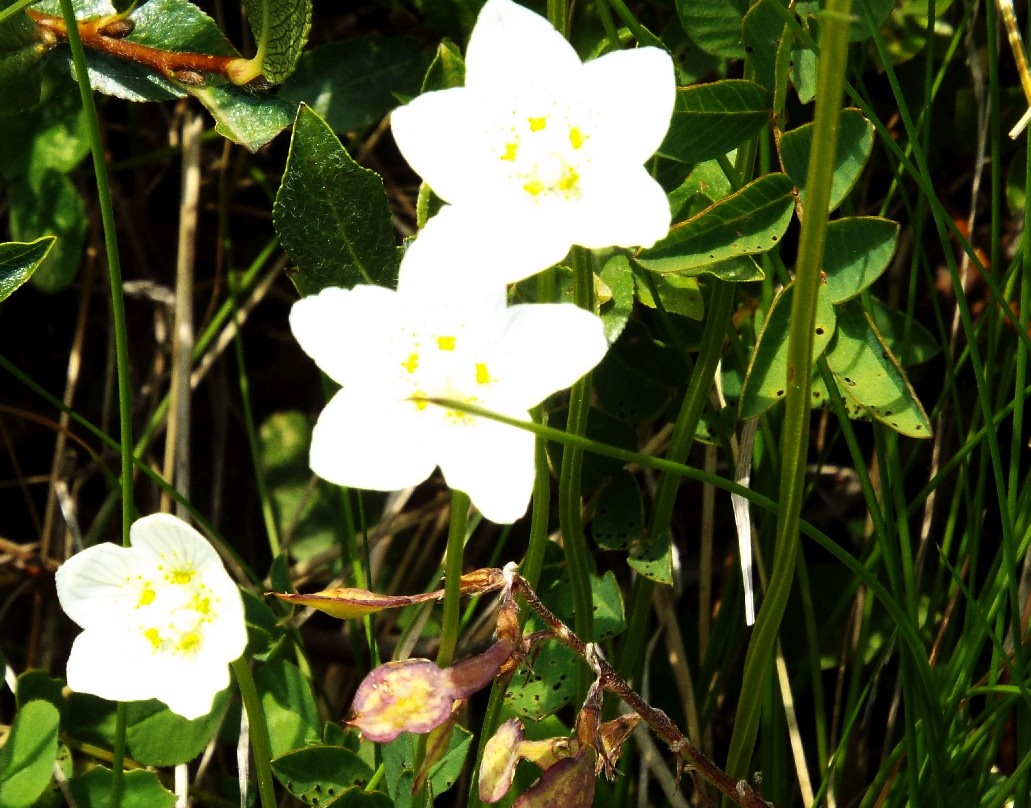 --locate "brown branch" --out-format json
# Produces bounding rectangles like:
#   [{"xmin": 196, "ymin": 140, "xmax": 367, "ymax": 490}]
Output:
[
  {"xmin": 511, "ymin": 574, "xmax": 775, "ymax": 808},
  {"xmin": 27, "ymin": 10, "xmax": 241, "ymax": 84}
]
